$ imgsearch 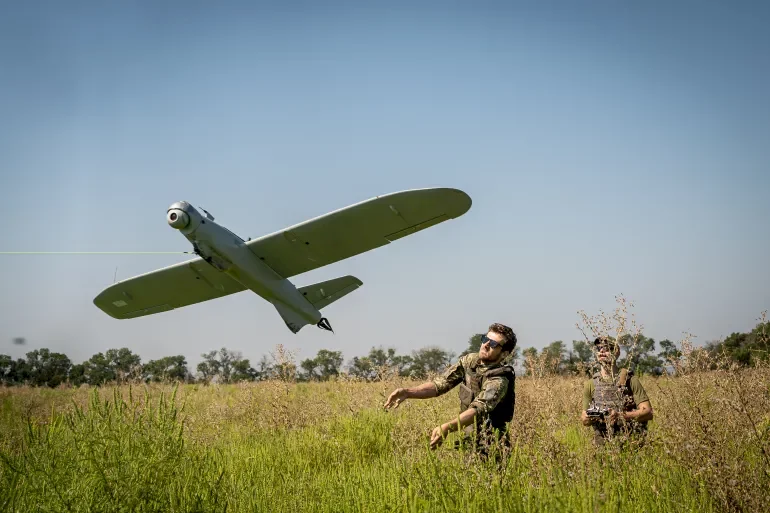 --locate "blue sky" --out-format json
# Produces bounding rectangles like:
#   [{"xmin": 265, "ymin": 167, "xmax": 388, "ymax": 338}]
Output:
[{"xmin": 1, "ymin": 1, "xmax": 768, "ymax": 370}]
